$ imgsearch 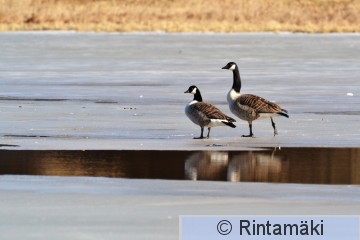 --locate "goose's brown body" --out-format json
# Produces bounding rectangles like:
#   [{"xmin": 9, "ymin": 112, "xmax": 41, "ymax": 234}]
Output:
[
  {"xmin": 186, "ymin": 101, "xmax": 236, "ymax": 128},
  {"xmin": 228, "ymin": 91, "xmax": 288, "ymax": 122}
]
